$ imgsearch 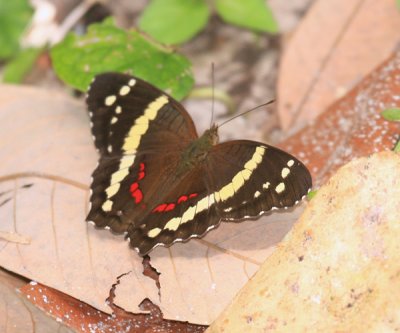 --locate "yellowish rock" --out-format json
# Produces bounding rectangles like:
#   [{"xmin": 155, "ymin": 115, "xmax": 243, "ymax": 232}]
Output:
[{"xmin": 207, "ymin": 152, "xmax": 400, "ymax": 332}]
